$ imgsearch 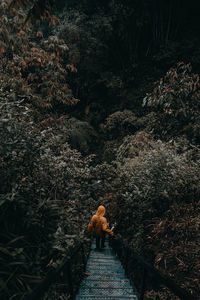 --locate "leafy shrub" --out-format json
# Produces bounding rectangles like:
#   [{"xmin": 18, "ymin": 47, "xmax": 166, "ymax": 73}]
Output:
[
  {"xmin": 147, "ymin": 201, "xmax": 200, "ymax": 299},
  {"xmin": 59, "ymin": 117, "xmax": 98, "ymax": 154},
  {"xmin": 143, "ymin": 62, "xmax": 200, "ymax": 116},
  {"xmin": 142, "ymin": 62, "xmax": 200, "ymax": 139},
  {"xmin": 107, "ymin": 133, "xmax": 200, "ymax": 251},
  {"xmin": 0, "ymin": 97, "xmax": 97, "ymax": 299},
  {"xmin": 106, "ymin": 134, "xmax": 200, "ymax": 298},
  {"xmin": 0, "ymin": 5, "xmax": 77, "ymax": 112},
  {"xmin": 100, "ymin": 110, "xmax": 137, "ymax": 139},
  {"xmin": 116, "ymin": 131, "xmax": 154, "ymax": 162},
  {"xmin": 102, "ymin": 140, "xmax": 122, "ymax": 162}
]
